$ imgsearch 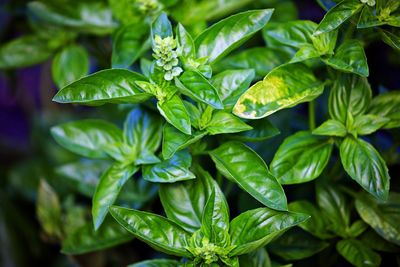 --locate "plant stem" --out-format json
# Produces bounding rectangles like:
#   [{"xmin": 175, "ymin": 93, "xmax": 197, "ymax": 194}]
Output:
[{"xmin": 309, "ymin": 100, "xmax": 316, "ymax": 131}]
